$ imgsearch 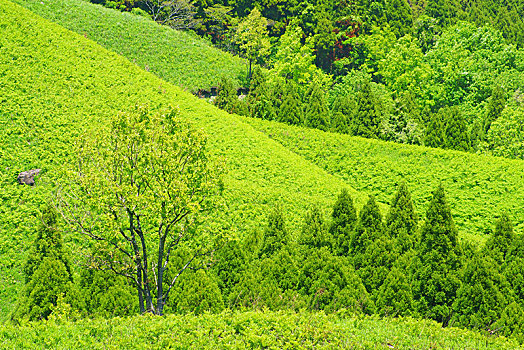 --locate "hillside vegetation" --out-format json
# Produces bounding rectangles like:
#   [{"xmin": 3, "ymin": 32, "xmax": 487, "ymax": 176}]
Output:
[
  {"xmin": 12, "ymin": 0, "xmax": 247, "ymax": 92},
  {"xmin": 1, "ymin": 311, "xmax": 522, "ymax": 349},
  {"xmin": 246, "ymin": 118, "xmax": 524, "ymax": 241},
  {"xmin": 13, "ymin": 0, "xmax": 524, "ymax": 241},
  {"xmin": 0, "ymin": 0, "xmax": 360, "ymax": 317}
]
